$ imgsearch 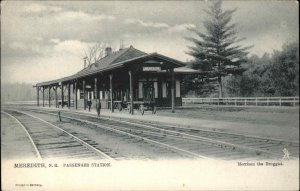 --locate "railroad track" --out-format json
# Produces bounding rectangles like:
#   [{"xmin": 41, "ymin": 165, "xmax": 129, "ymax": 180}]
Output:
[
  {"xmin": 18, "ymin": 107, "xmax": 299, "ymax": 160},
  {"xmin": 116, "ymin": 118, "xmax": 299, "ymax": 159},
  {"xmin": 4, "ymin": 109, "xmax": 208, "ymax": 160},
  {"xmin": 2, "ymin": 110, "xmax": 114, "ymax": 160}
]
